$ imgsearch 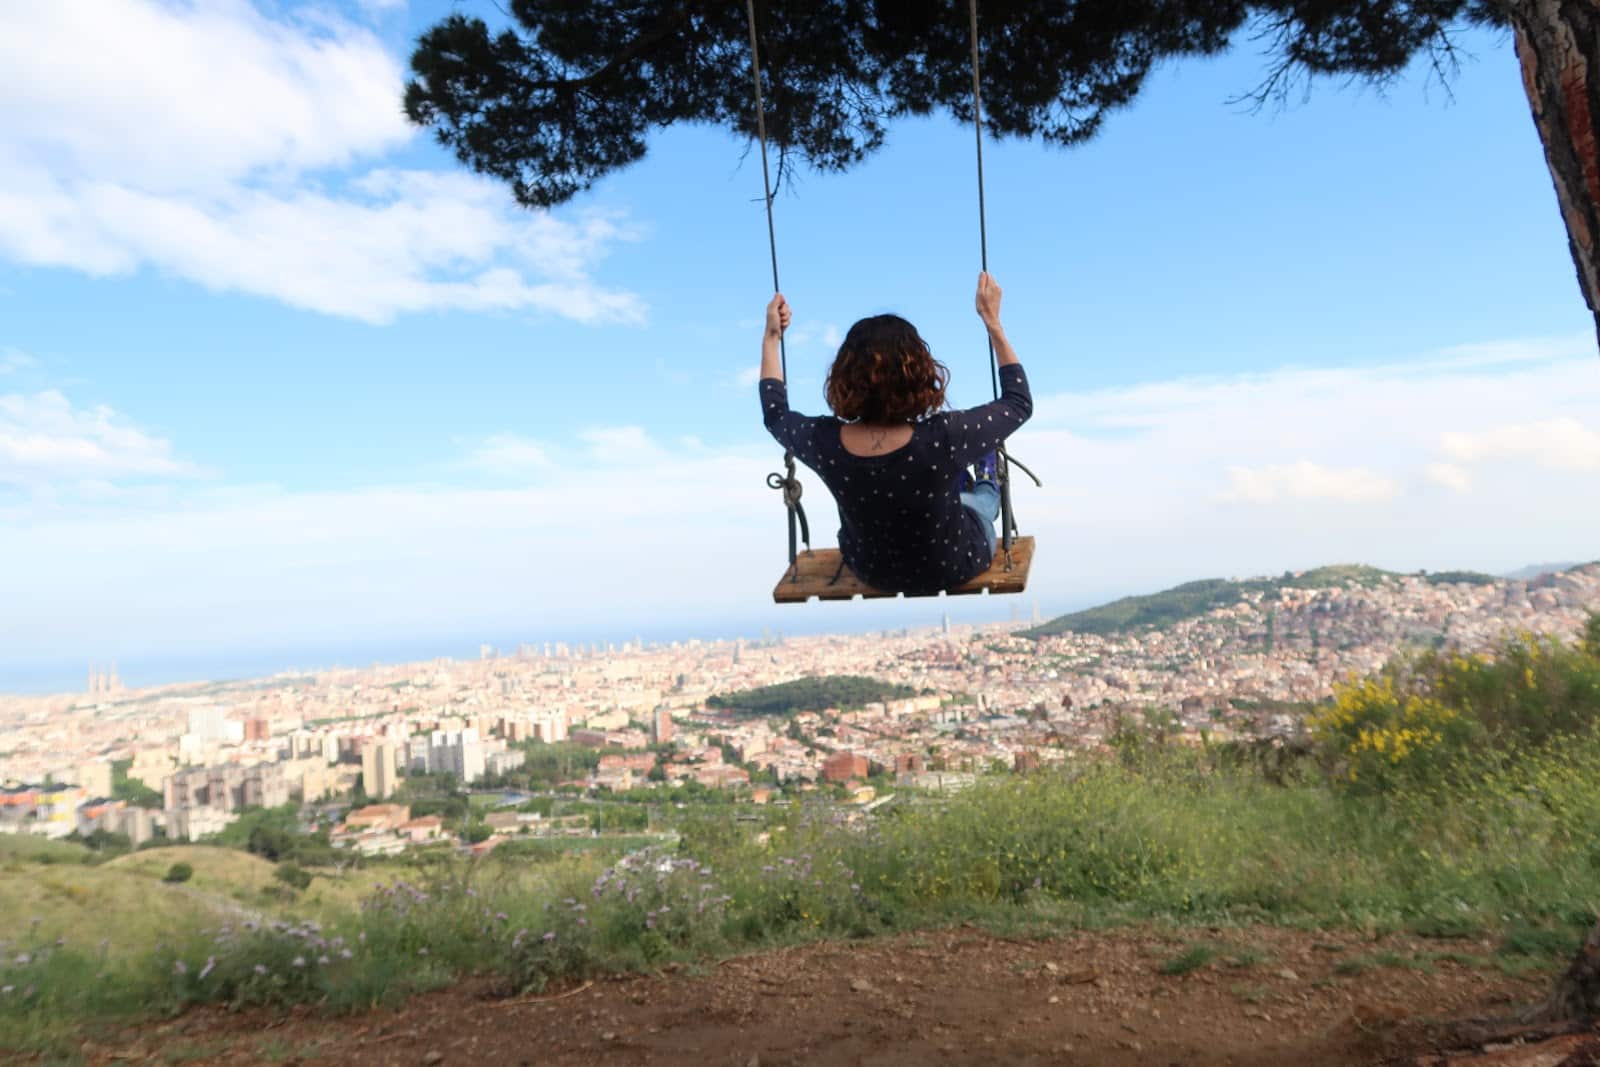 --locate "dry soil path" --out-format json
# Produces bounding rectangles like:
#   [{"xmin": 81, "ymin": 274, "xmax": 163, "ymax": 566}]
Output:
[{"xmin": 87, "ymin": 925, "xmax": 1579, "ymax": 1066}]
